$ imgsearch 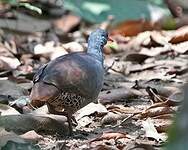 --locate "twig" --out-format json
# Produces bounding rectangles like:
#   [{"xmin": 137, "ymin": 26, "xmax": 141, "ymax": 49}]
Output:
[
  {"xmin": 105, "ymin": 60, "xmax": 115, "ymax": 73},
  {"xmin": 112, "ymin": 113, "xmax": 139, "ymax": 128}
]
